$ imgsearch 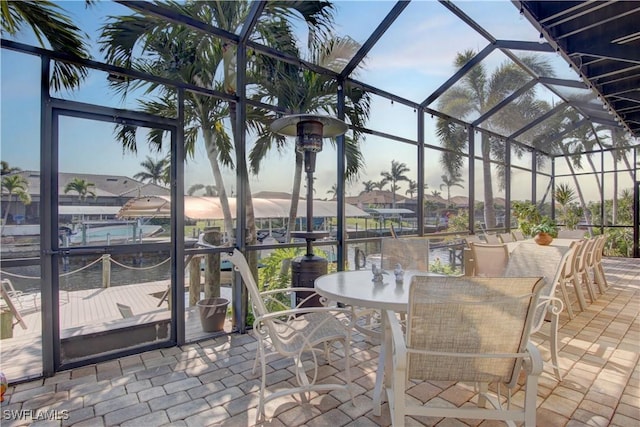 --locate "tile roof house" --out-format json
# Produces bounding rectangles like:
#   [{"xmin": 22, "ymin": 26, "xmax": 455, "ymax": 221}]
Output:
[{"xmin": 1, "ymin": 171, "xmax": 169, "ymax": 225}]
